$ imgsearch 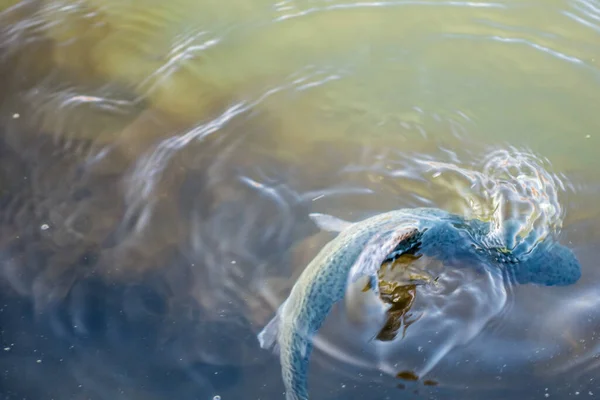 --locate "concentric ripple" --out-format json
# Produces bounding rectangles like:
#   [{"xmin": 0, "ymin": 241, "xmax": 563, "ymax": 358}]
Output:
[{"xmin": 282, "ymin": 147, "xmax": 572, "ymax": 389}]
